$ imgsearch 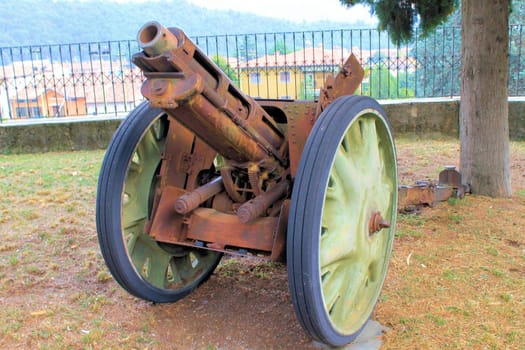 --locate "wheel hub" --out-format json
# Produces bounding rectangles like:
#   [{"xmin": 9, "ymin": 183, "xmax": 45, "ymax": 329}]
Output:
[{"xmin": 368, "ymin": 211, "xmax": 391, "ymax": 235}]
